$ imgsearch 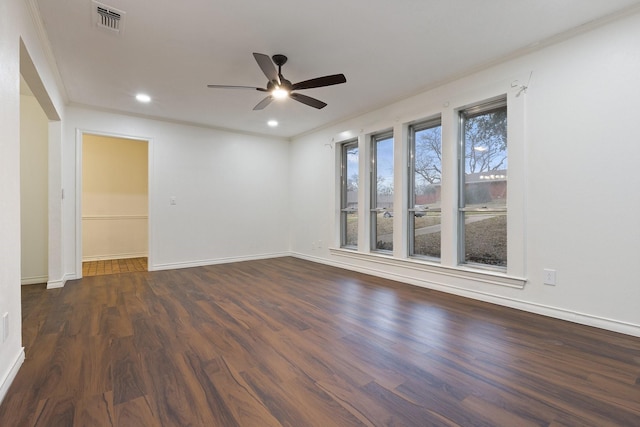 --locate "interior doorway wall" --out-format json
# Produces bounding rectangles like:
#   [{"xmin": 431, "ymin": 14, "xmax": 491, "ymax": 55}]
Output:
[
  {"xmin": 20, "ymin": 77, "xmax": 49, "ymax": 285},
  {"xmin": 81, "ymin": 134, "xmax": 149, "ymax": 268}
]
